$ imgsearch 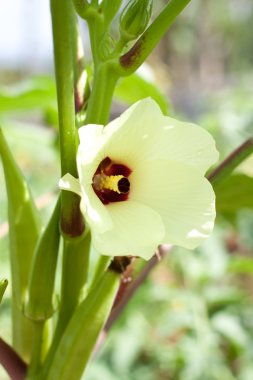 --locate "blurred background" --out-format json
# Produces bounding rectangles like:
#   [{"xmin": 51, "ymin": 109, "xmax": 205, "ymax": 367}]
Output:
[{"xmin": 1, "ymin": 0, "xmax": 253, "ymax": 379}]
